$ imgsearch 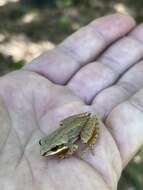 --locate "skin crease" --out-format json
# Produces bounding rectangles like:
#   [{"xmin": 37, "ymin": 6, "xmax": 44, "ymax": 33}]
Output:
[{"xmin": 0, "ymin": 13, "xmax": 143, "ymax": 190}]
